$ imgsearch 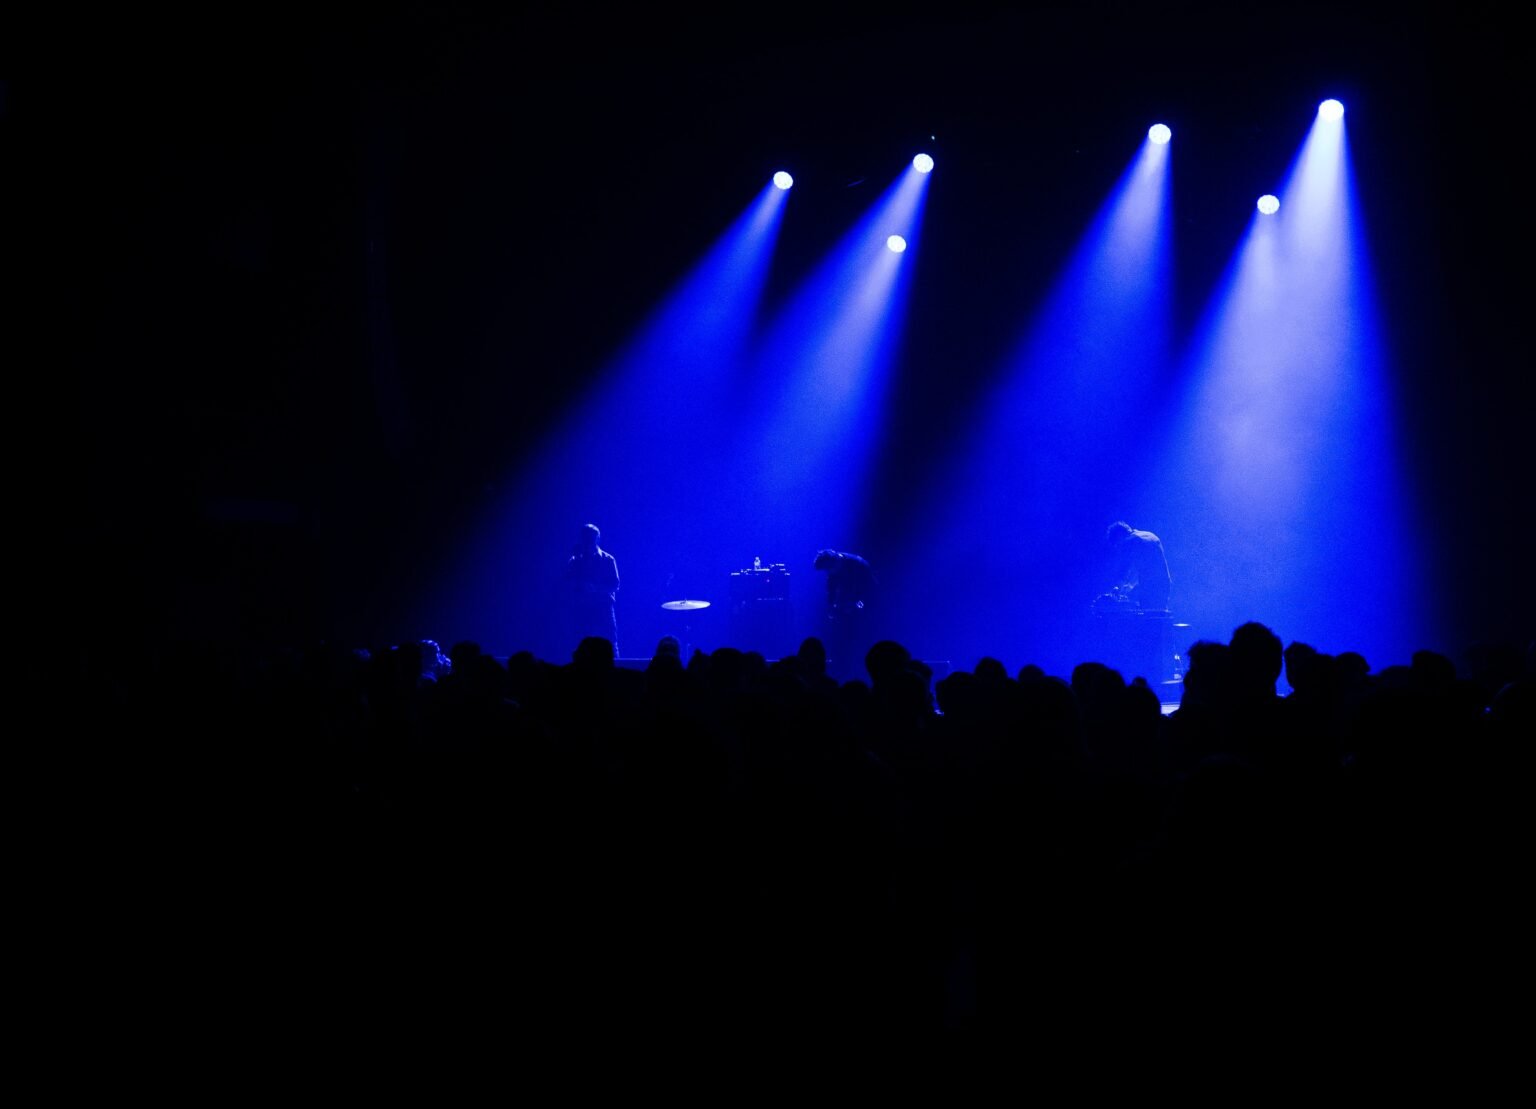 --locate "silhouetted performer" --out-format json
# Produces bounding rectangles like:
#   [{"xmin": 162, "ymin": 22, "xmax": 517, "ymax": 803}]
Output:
[
  {"xmin": 814, "ymin": 549, "xmax": 873, "ymax": 678},
  {"xmin": 1105, "ymin": 521, "xmax": 1172, "ymax": 612},
  {"xmin": 565, "ymin": 523, "xmax": 619, "ymax": 656}
]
